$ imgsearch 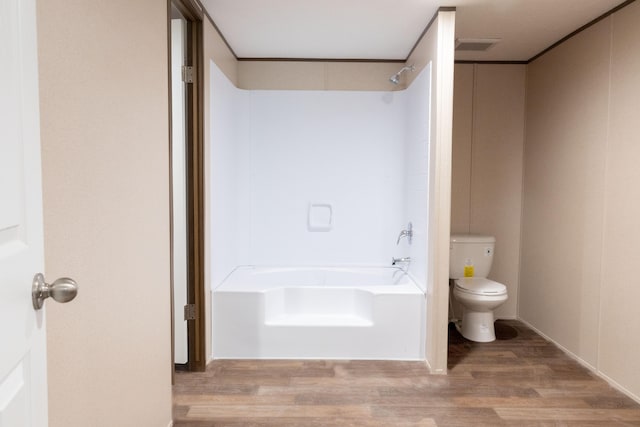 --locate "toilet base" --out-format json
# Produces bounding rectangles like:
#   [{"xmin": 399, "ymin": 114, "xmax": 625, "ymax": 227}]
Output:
[{"xmin": 459, "ymin": 309, "xmax": 496, "ymax": 342}]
